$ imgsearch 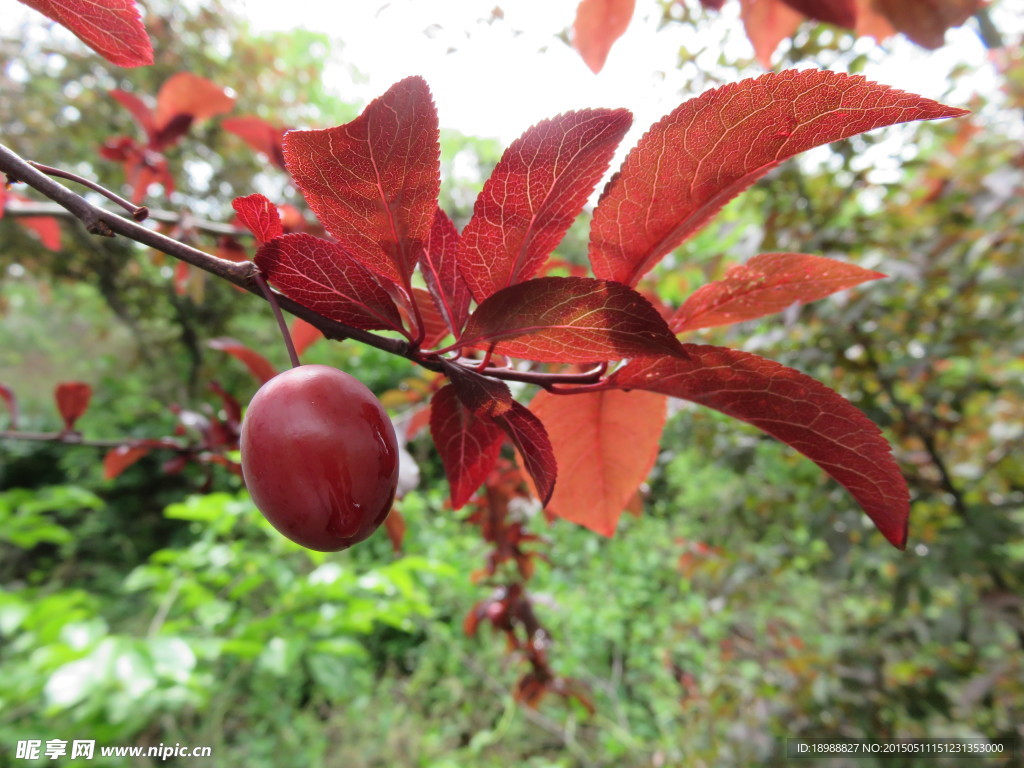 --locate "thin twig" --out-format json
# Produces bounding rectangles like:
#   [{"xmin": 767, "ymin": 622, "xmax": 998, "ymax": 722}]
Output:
[
  {"xmin": 0, "ymin": 430, "xmax": 179, "ymax": 450},
  {"xmin": 28, "ymin": 161, "xmax": 149, "ymax": 221},
  {"xmin": 5, "ymin": 198, "xmax": 244, "ymax": 237}
]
